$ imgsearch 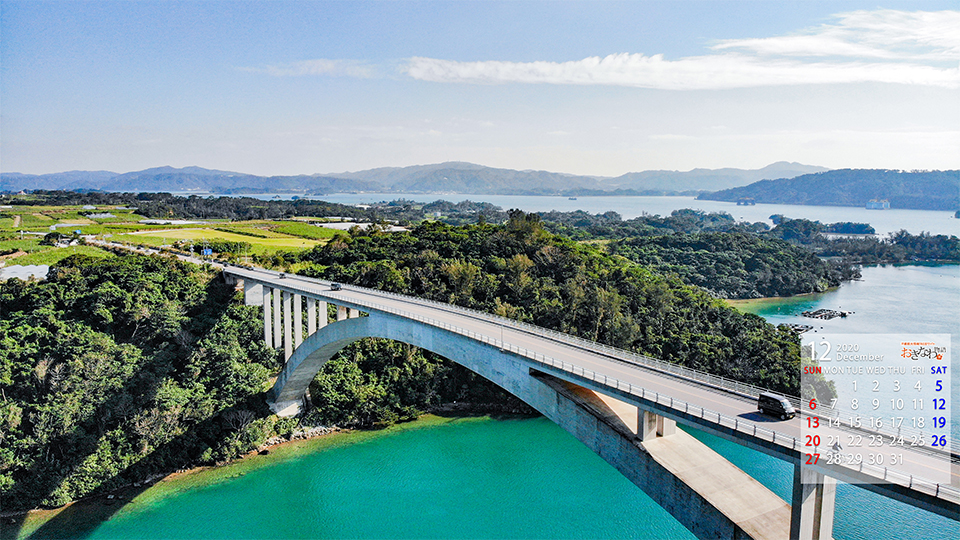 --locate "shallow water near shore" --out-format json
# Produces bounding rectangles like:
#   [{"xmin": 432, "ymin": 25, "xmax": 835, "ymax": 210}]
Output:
[{"xmin": 13, "ymin": 415, "xmax": 695, "ymax": 540}]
